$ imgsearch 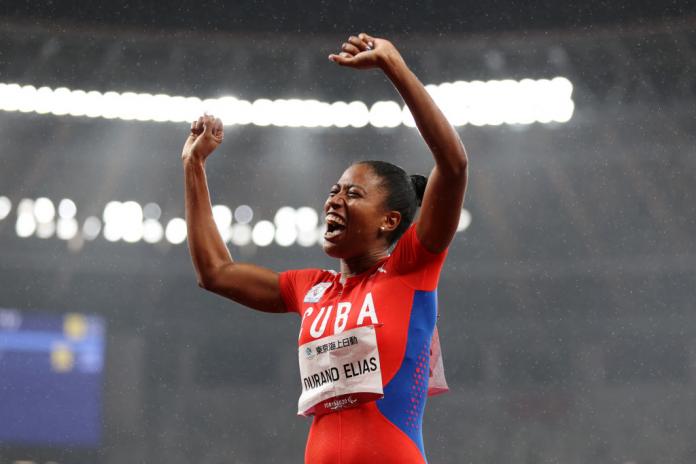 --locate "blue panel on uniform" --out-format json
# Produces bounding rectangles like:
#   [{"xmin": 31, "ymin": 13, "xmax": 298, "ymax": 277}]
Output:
[{"xmin": 376, "ymin": 290, "xmax": 437, "ymax": 461}]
